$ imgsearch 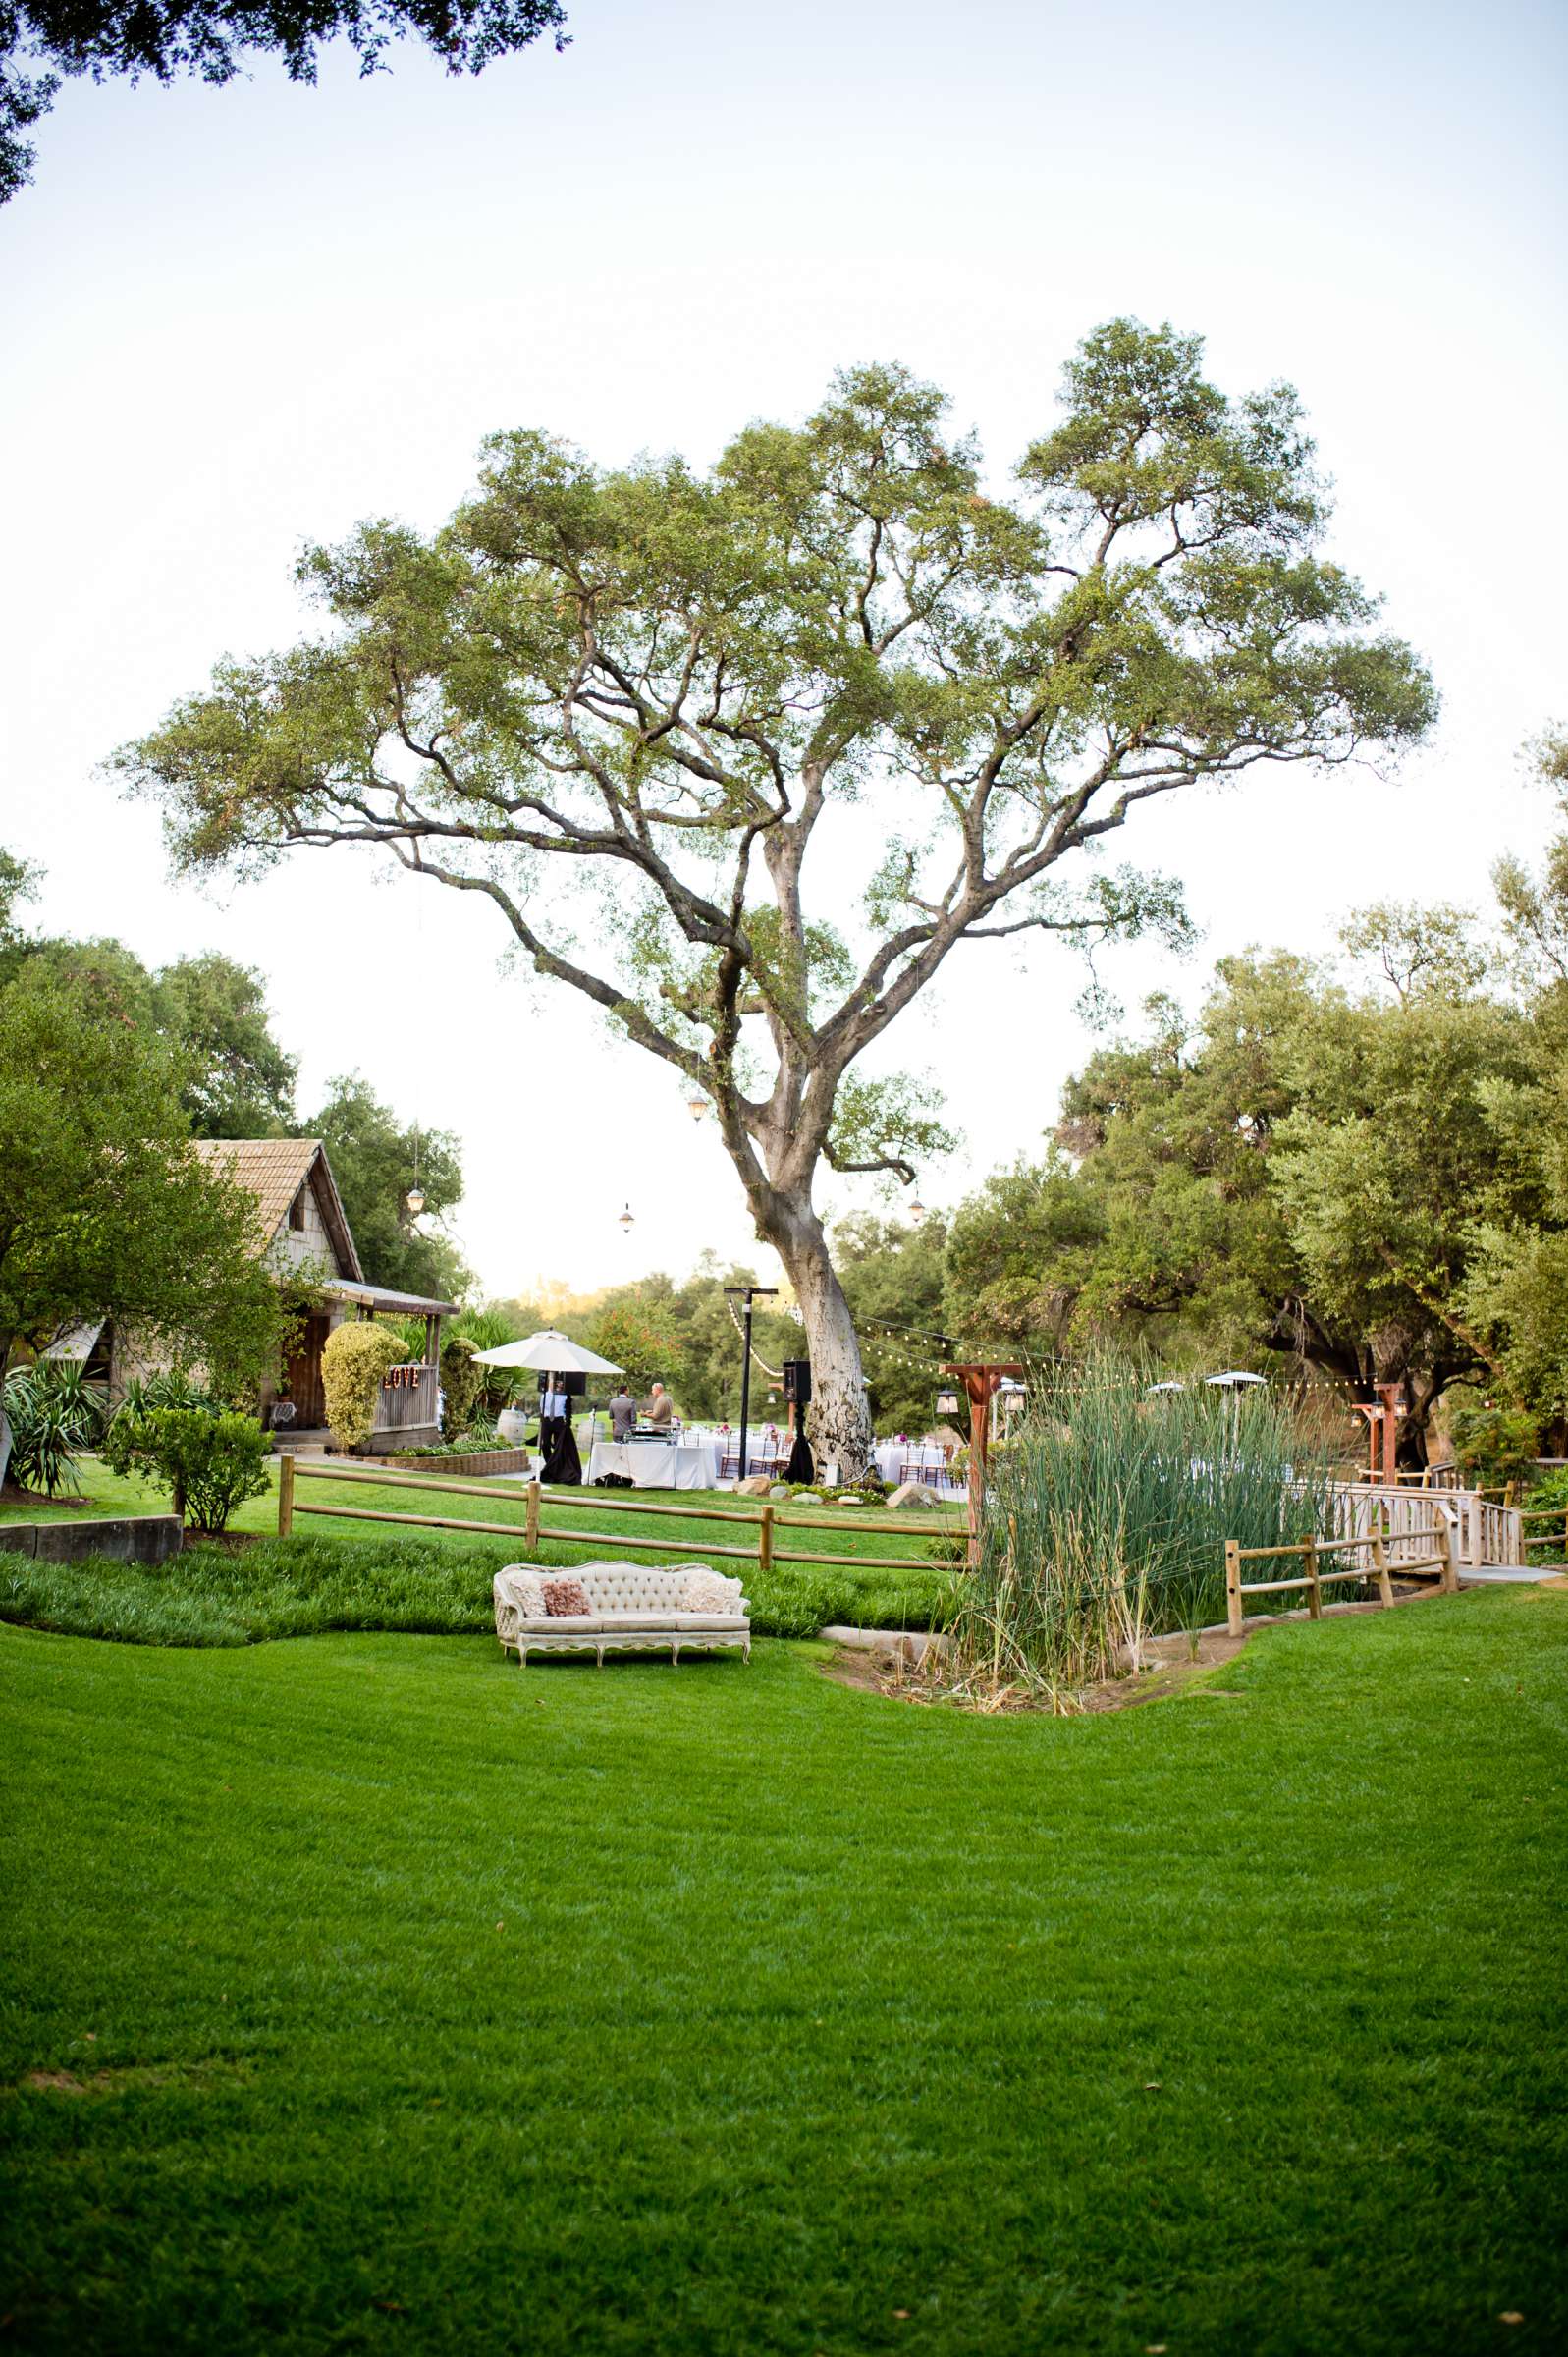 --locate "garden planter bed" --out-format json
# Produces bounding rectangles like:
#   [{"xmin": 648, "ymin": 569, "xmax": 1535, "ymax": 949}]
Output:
[{"xmin": 363, "ymin": 1447, "xmax": 532, "ymax": 1478}]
